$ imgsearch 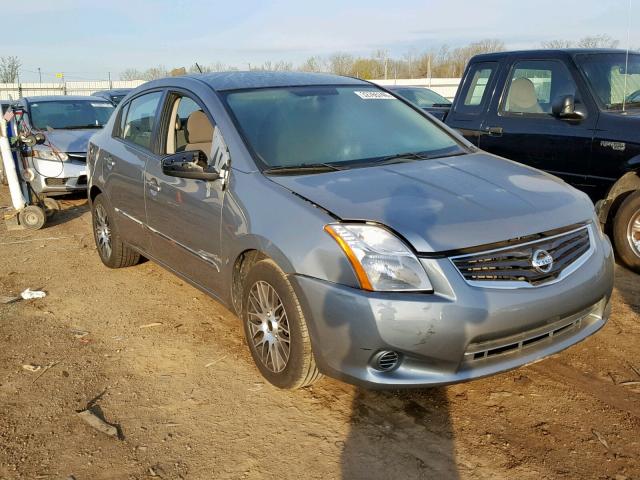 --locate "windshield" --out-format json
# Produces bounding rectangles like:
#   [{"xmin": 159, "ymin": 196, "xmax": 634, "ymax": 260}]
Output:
[
  {"xmin": 29, "ymin": 100, "xmax": 115, "ymax": 130},
  {"xmin": 224, "ymin": 85, "xmax": 462, "ymax": 169},
  {"xmin": 392, "ymin": 87, "xmax": 451, "ymax": 108},
  {"xmin": 575, "ymin": 53, "xmax": 640, "ymax": 110}
]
